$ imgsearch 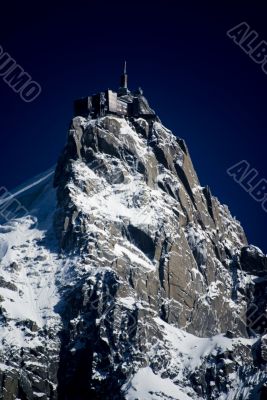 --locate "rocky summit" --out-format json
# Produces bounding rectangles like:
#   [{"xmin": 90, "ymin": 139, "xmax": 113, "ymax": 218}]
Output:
[{"xmin": 0, "ymin": 88, "xmax": 267, "ymax": 399}]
